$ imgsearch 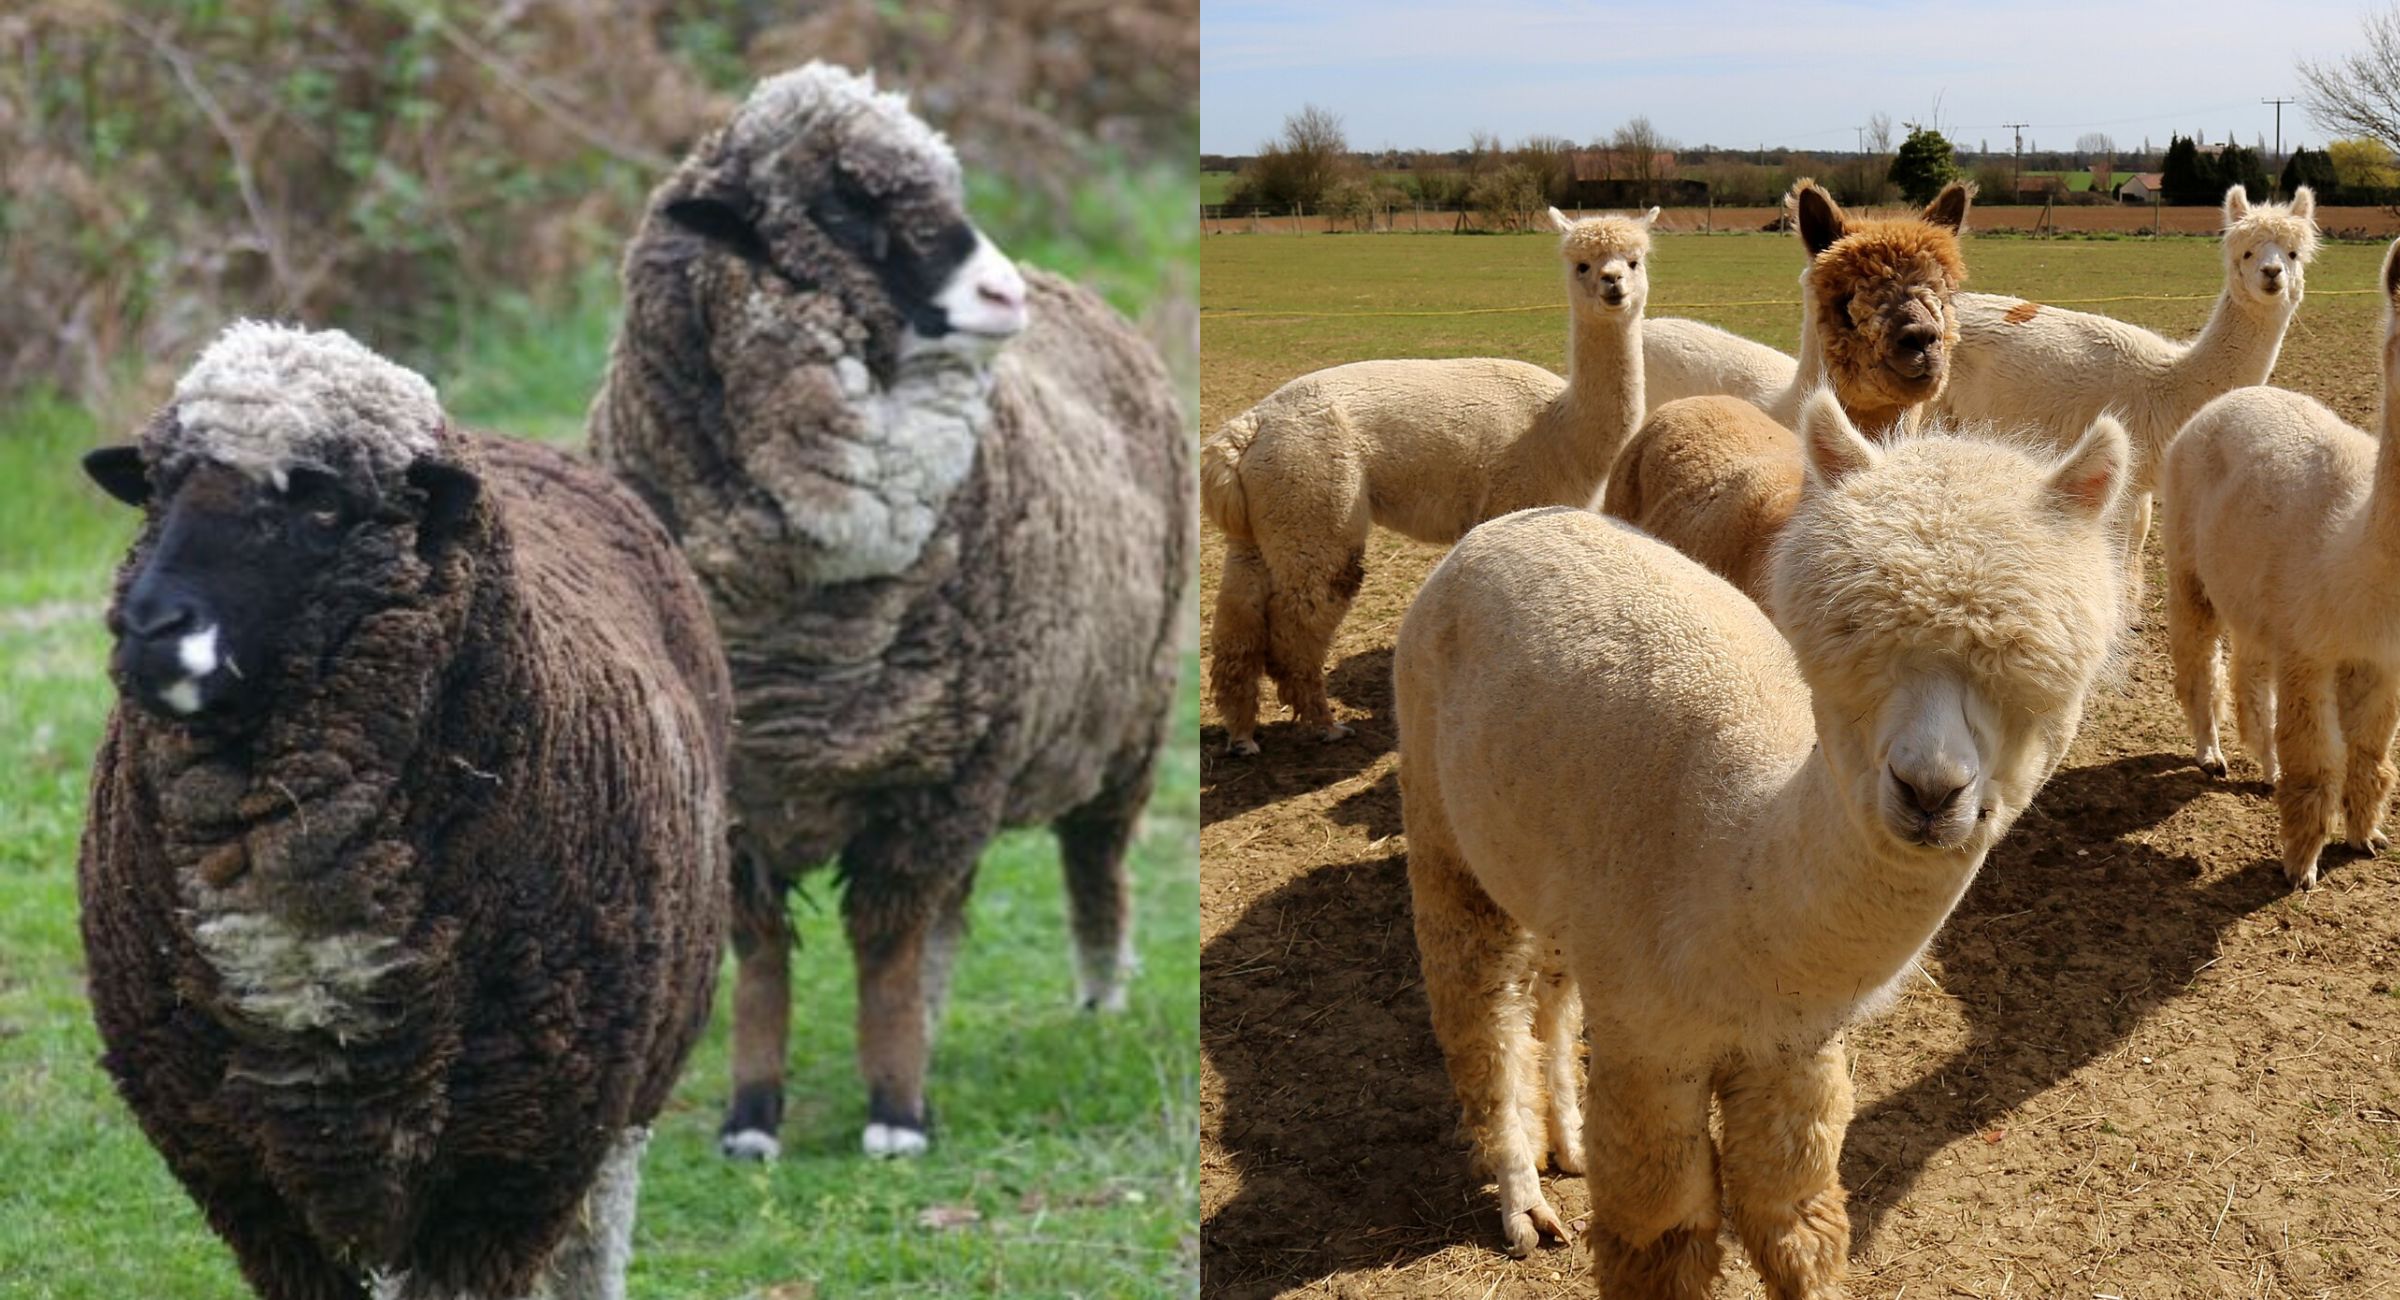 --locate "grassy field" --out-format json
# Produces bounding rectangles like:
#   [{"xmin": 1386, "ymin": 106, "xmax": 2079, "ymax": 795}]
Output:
[
  {"xmin": 1199, "ymin": 228, "xmax": 2400, "ymax": 1296},
  {"xmin": 0, "ymin": 165, "xmax": 1198, "ymax": 1299}
]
